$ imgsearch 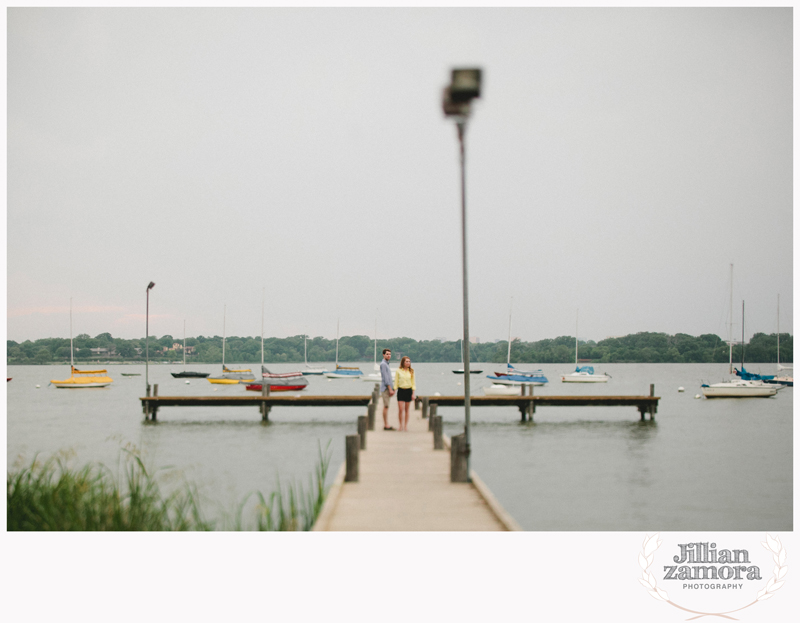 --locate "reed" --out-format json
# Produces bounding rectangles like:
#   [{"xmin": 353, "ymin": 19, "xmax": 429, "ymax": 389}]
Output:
[{"xmin": 7, "ymin": 441, "xmax": 332, "ymax": 532}]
